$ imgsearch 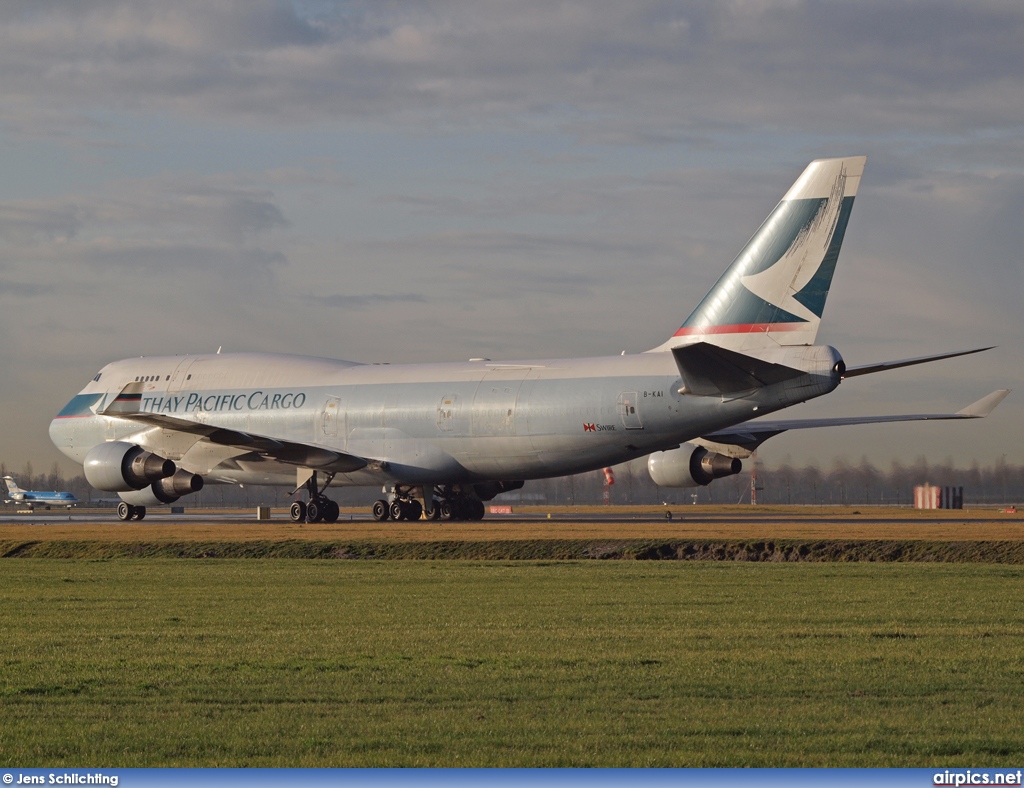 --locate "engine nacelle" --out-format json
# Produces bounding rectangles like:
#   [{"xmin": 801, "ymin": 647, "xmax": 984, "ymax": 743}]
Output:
[
  {"xmin": 158, "ymin": 469, "xmax": 204, "ymax": 497},
  {"xmin": 118, "ymin": 470, "xmax": 204, "ymax": 506},
  {"xmin": 84, "ymin": 441, "xmax": 176, "ymax": 491},
  {"xmin": 648, "ymin": 443, "xmax": 742, "ymax": 488}
]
